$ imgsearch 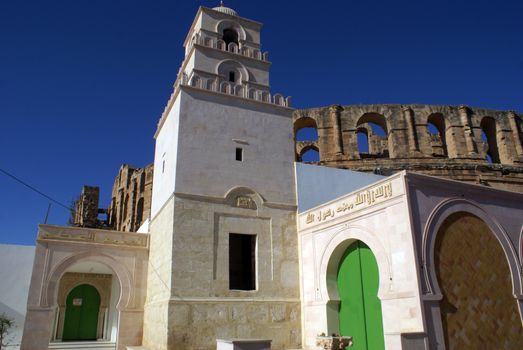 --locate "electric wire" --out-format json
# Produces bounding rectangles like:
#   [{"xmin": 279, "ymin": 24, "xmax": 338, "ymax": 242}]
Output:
[{"xmin": 0, "ymin": 167, "xmax": 73, "ymax": 212}]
